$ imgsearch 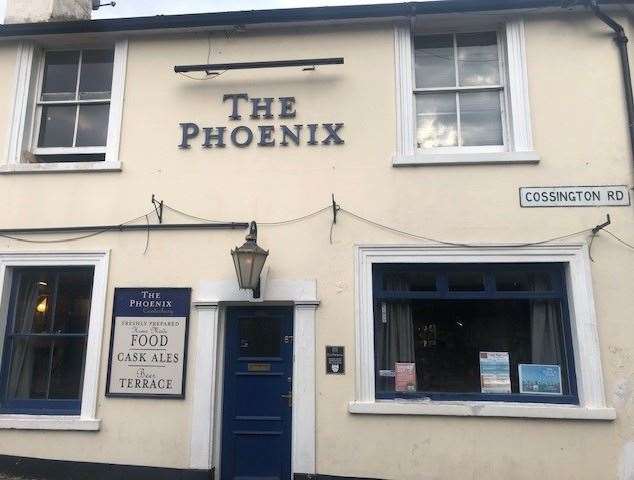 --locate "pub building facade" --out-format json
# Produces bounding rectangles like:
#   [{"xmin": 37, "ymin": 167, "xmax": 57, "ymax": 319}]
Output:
[{"xmin": 0, "ymin": 0, "xmax": 633, "ymax": 479}]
